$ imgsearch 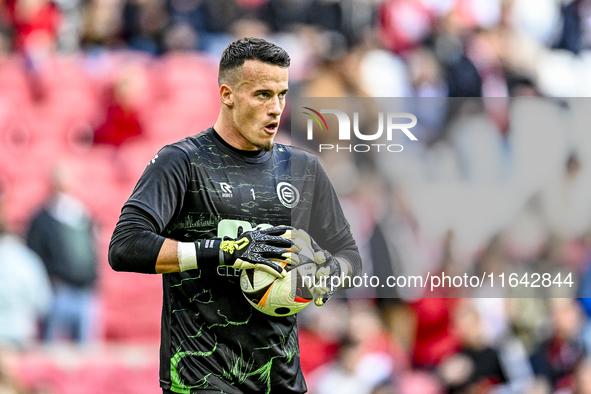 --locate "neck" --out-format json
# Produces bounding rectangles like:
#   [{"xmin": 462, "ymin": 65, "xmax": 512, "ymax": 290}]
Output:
[{"xmin": 214, "ymin": 113, "xmax": 258, "ymax": 151}]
